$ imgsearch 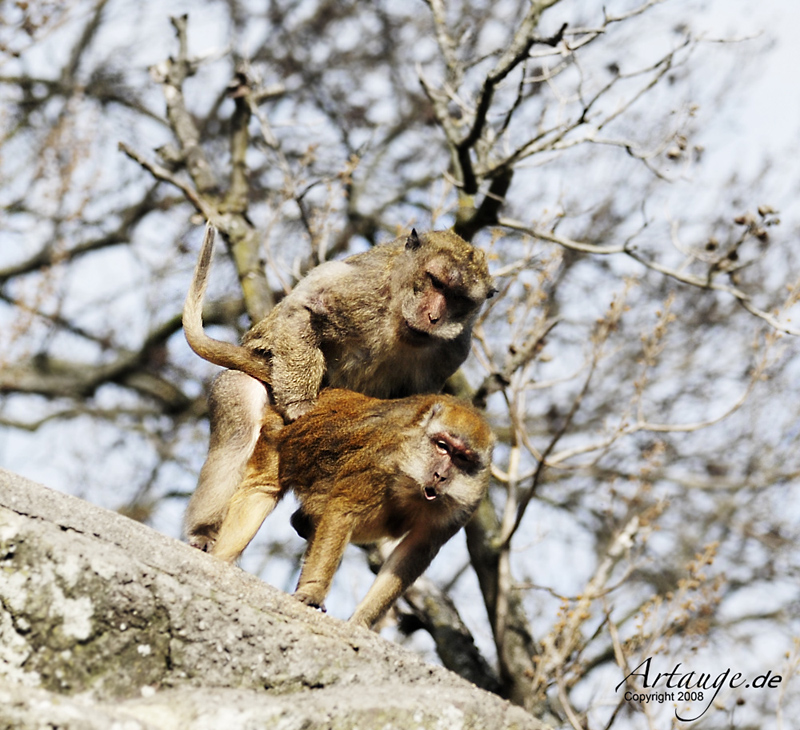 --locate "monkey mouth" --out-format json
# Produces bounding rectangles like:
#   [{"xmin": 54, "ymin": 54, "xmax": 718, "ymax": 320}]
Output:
[
  {"xmin": 404, "ymin": 322, "xmax": 433, "ymax": 345},
  {"xmin": 424, "ymin": 486, "xmax": 438, "ymax": 501}
]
